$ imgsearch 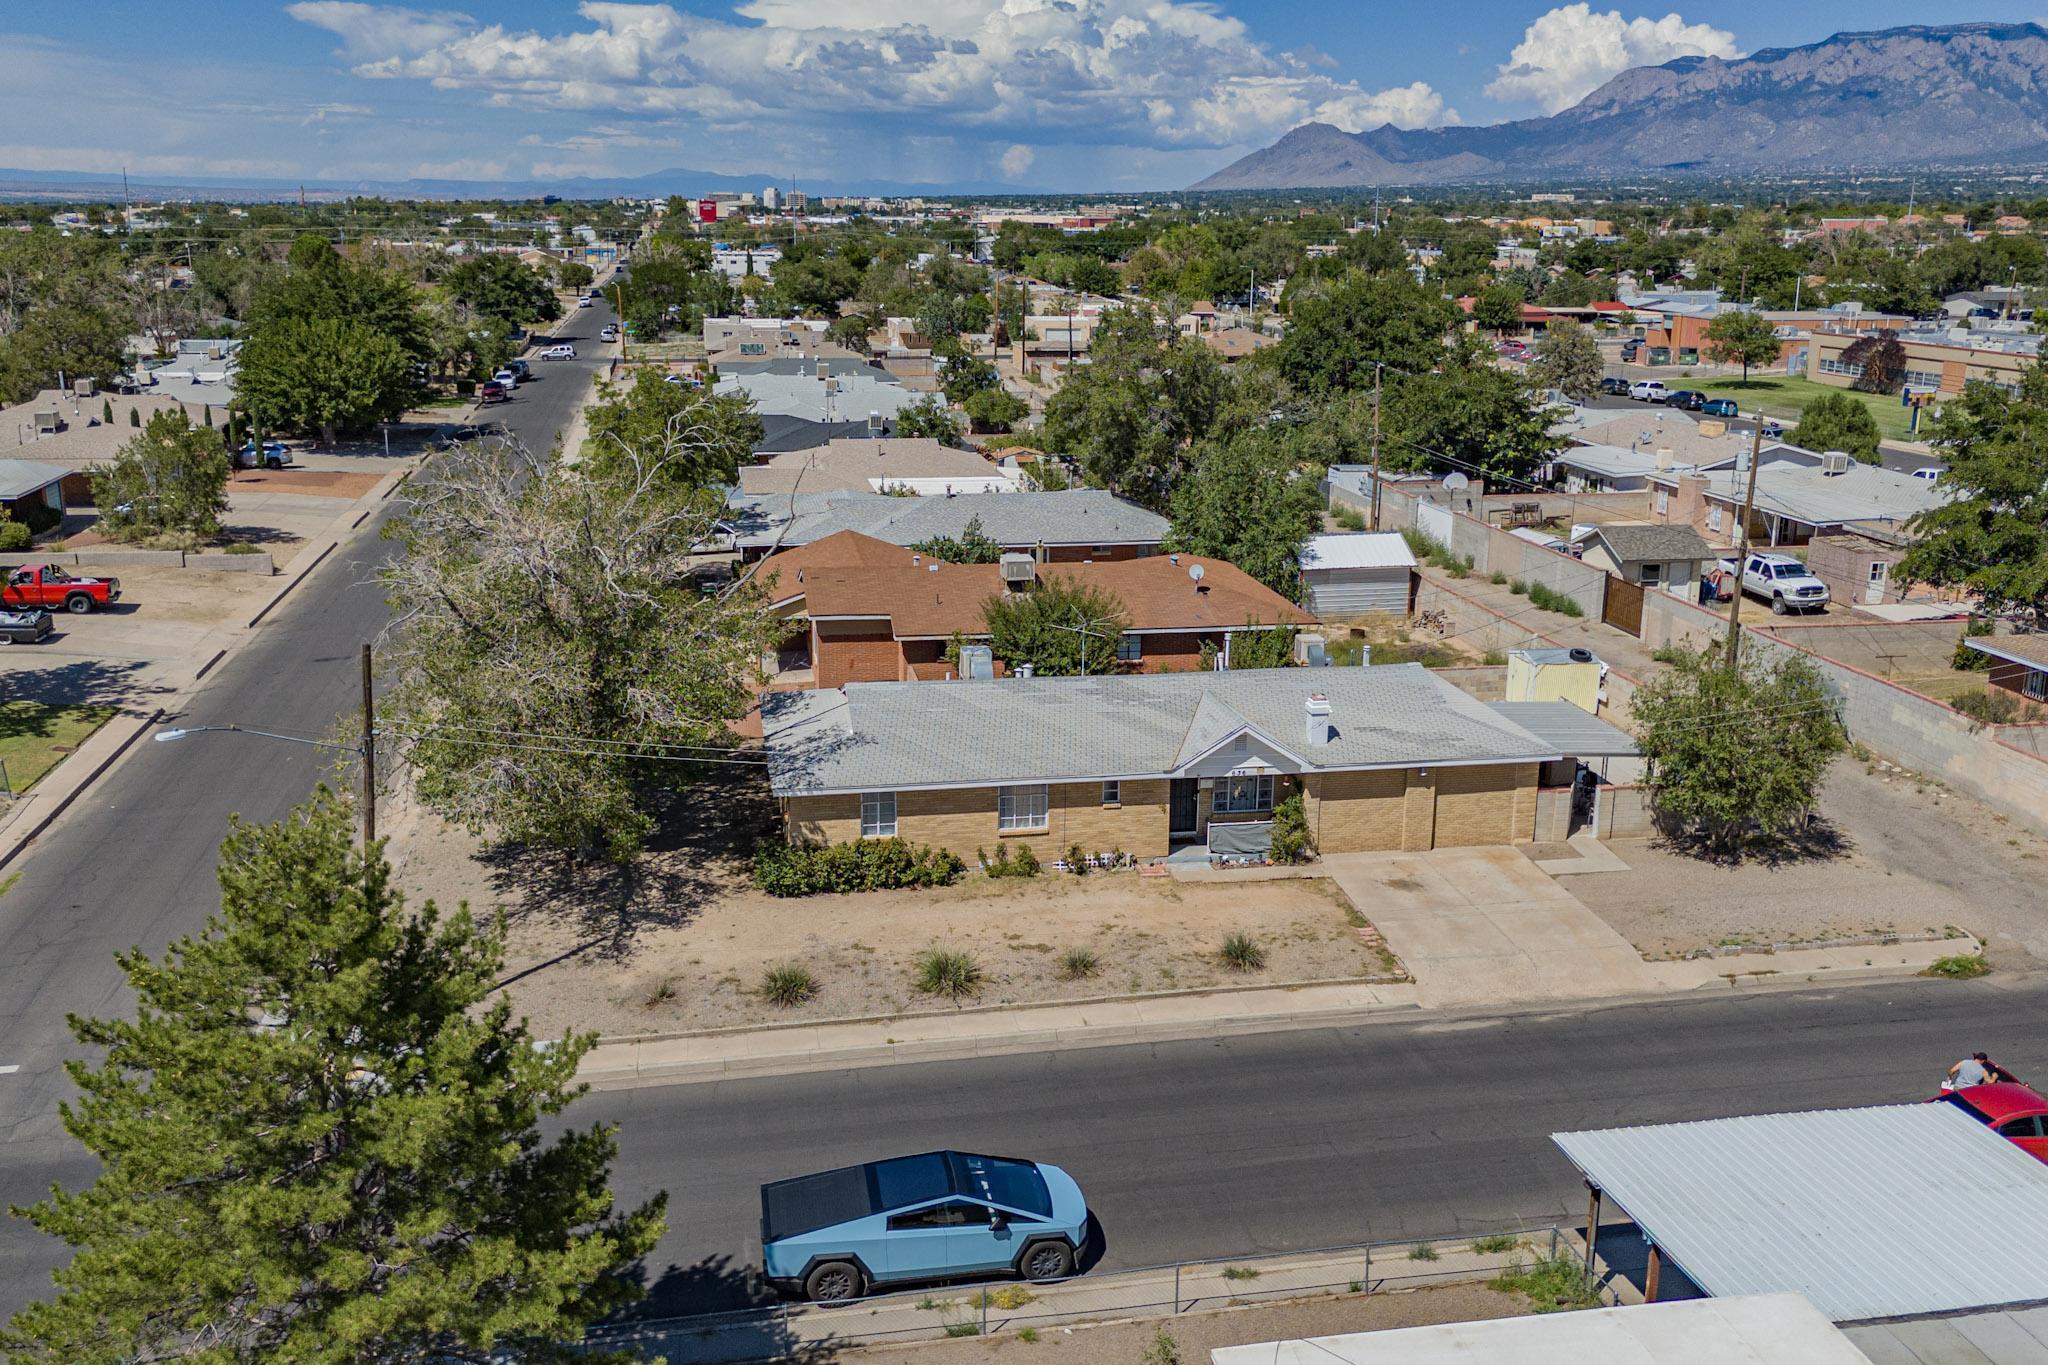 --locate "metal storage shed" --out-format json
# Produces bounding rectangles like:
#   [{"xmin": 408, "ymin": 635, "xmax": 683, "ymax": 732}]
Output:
[
  {"xmin": 1553, "ymin": 1102, "xmax": 2048, "ymax": 1324},
  {"xmin": 1298, "ymin": 532, "xmax": 1415, "ymax": 617}
]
